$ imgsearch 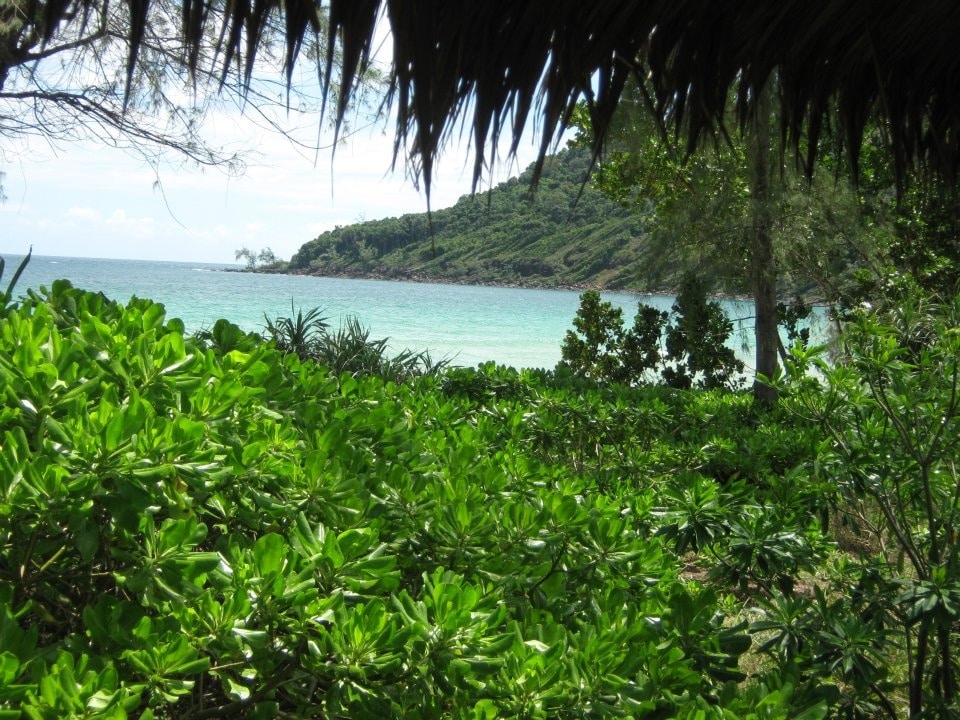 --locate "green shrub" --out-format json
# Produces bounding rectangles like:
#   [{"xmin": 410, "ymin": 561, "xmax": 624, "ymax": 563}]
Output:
[
  {"xmin": 559, "ymin": 275, "xmax": 744, "ymax": 389},
  {"xmin": 15, "ymin": 277, "xmax": 942, "ymax": 718},
  {"xmin": 264, "ymin": 307, "xmax": 448, "ymax": 383},
  {"xmin": 782, "ymin": 290, "xmax": 960, "ymax": 717}
]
